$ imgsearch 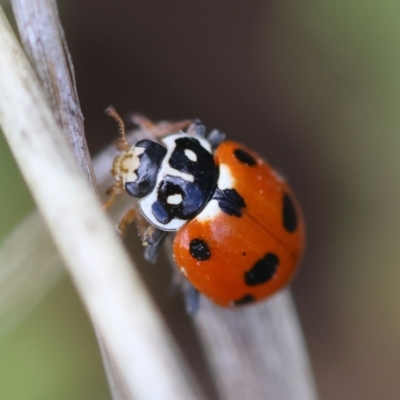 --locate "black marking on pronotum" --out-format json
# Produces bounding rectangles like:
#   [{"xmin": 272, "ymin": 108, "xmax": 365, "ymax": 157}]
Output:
[
  {"xmin": 125, "ymin": 140, "xmax": 167, "ymax": 198},
  {"xmin": 233, "ymin": 148, "xmax": 257, "ymax": 166},
  {"xmin": 152, "ymin": 137, "xmax": 218, "ymax": 224},
  {"xmin": 169, "ymin": 137, "xmax": 215, "ymax": 179},
  {"xmin": 244, "ymin": 253, "xmax": 279, "ymax": 286},
  {"xmin": 189, "ymin": 238, "xmax": 211, "ymax": 261},
  {"xmin": 152, "ymin": 174, "xmax": 214, "ymax": 224},
  {"xmin": 213, "ymin": 188, "xmax": 246, "ymax": 217},
  {"xmin": 233, "ymin": 294, "xmax": 255, "ymax": 306},
  {"xmin": 282, "ymin": 193, "xmax": 298, "ymax": 233},
  {"xmin": 152, "ymin": 177, "xmax": 185, "ymax": 224}
]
